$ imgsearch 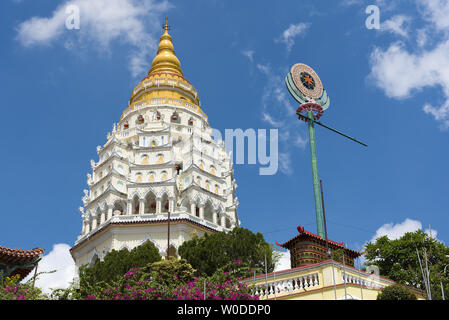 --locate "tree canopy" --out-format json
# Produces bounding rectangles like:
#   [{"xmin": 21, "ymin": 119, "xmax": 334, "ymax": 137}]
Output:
[
  {"xmin": 364, "ymin": 229, "xmax": 449, "ymax": 300},
  {"xmin": 78, "ymin": 240, "xmax": 161, "ymax": 288},
  {"xmin": 178, "ymin": 227, "xmax": 277, "ymax": 276},
  {"xmin": 377, "ymin": 284, "xmax": 417, "ymax": 300}
]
